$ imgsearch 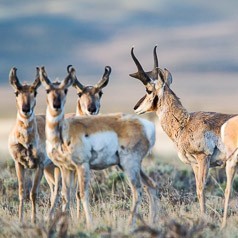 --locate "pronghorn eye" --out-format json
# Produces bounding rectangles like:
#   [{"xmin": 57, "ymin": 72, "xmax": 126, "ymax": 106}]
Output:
[
  {"xmin": 15, "ymin": 91, "xmax": 19, "ymax": 97},
  {"xmin": 46, "ymin": 89, "xmax": 50, "ymax": 94},
  {"xmin": 34, "ymin": 91, "xmax": 37, "ymax": 97},
  {"xmin": 64, "ymin": 89, "xmax": 68, "ymax": 94},
  {"xmin": 77, "ymin": 93, "xmax": 82, "ymax": 97},
  {"xmin": 146, "ymin": 89, "xmax": 152, "ymax": 94}
]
